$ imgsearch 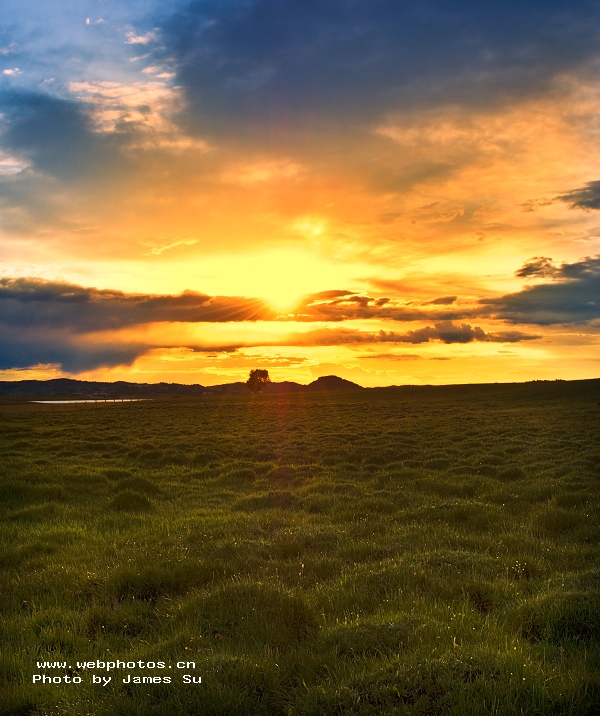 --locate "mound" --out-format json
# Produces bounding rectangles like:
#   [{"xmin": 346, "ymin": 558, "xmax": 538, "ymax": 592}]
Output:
[{"xmin": 307, "ymin": 375, "xmax": 363, "ymax": 391}]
